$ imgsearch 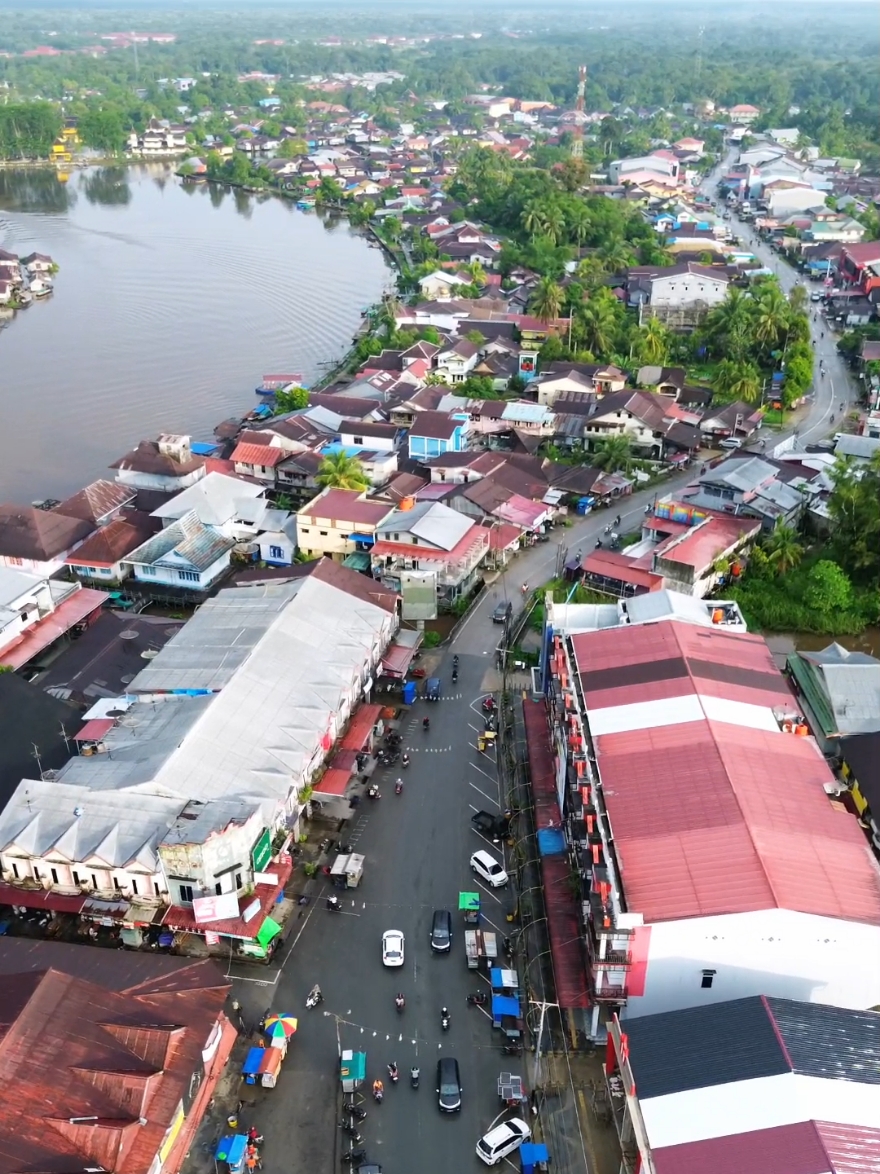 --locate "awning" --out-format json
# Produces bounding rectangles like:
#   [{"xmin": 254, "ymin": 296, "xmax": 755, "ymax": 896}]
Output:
[
  {"xmin": 74, "ymin": 718, "xmax": 115, "ymax": 742},
  {"xmin": 81, "ymin": 897, "xmax": 130, "ymax": 921},
  {"xmin": 330, "ymin": 748, "xmax": 358, "ymax": 772},
  {"xmin": 537, "ymin": 827, "xmax": 566, "ymax": 856},
  {"xmin": 342, "ymin": 552, "xmax": 372, "ymax": 571},
  {"xmin": 341, "ymin": 703, "xmax": 383, "ymax": 751},
  {"xmin": 492, "ymin": 994, "xmax": 521, "ymax": 1019},
  {"xmin": 348, "ymin": 532, "xmax": 375, "ymax": 545},
  {"xmin": 0, "ymin": 884, "xmax": 86, "ymax": 914},
  {"xmin": 313, "ymin": 768, "xmax": 353, "ymax": 796},
  {"xmin": 381, "ymin": 642, "xmax": 418, "ymax": 678}
]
